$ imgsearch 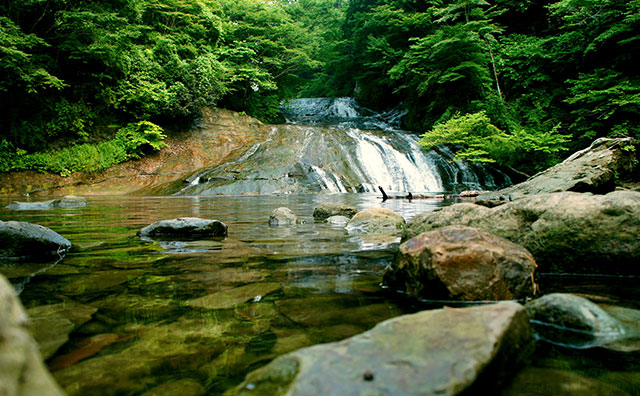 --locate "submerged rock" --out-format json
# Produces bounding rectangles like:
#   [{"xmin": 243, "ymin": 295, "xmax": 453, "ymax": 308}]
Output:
[
  {"xmin": 404, "ymin": 190, "xmax": 640, "ymax": 274},
  {"xmin": 312, "ymin": 203, "xmax": 358, "ymax": 220},
  {"xmin": 5, "ymin": 195, "xmax": 88, "ymax": 210},
  {"xmin": 140, "ymin": 378, "xmax": 204, "ymax": 396},
  {"xmin": 225, "ymin": 301, "xmax": 532, "ymax": 396},
  {"xmin": 525, "ymin": 293, "xmax": 627, "ymax": 348},
  {"xmin": 0, "ymin": 274, "xmax": 65, "ymax": 396},
  {"xmin": 188, "ymin": 282, "xmax": 281, "ymax": 310},
  {"xmin": 269, "ymin": 207, "xmax": 298, "ymax": 226},
  {"xmin": 345, "ymin": 207, "xmax": 405, "ymax": 235},
  {"xmin": 138, "ymin": 217, "xmax": 228, "ymax": 239},
  {"xmin": 384, "ymin": 226, "xmax": 538, "ymax": 301},
  {"xmin": 53, "ymin": 317, "xmax": 230, "ymax": 396},
  {"xmin": 27, "ymin": 301, "xmax": 97, "ymax": 359},
  {"xmin": 503, "ymin": 367, "xmax": 630, "ymax": 396},
  {"xmin": 479, "ymin": 137, "xmax": 639, "ymax": 201},
  {"xmin": 0, "ymin": 221, "xmax": 72, "ymax": 261}
]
